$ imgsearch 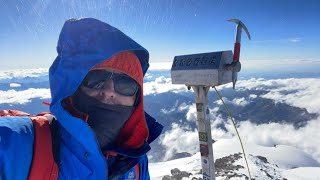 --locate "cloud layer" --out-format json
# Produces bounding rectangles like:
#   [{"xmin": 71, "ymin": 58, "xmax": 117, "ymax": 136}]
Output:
[
  {"xmin": 144, "ymin": 75, "xmax": 320, "ymax": 114},
  {"xmin": 152, "ymin": 77, "xmax": 320, "ymax": 163},
  {"xmin": 0, "ymin": 68, "xmax": 48, "ymax": 79},
  {"xmin": 1, "ymin": 68, "xmax": 319, "ymax": 165},
  {"xmin": 0, "ymin": 88, "xmax": 50, "ymax": 104},
  {"xmin": 0, "ymin": 68, "xmax": 48, "ymax": 83},
  {"xmin": 159, "ymin": 112, "xmax": 320, "ymax": 163},
  {"xmin": 235, "ymin": 78, "xmax": 320, "ymax": 113}
]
